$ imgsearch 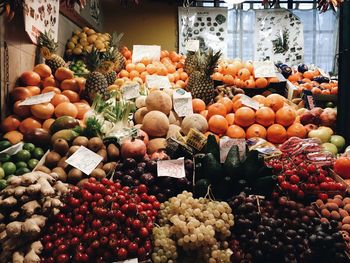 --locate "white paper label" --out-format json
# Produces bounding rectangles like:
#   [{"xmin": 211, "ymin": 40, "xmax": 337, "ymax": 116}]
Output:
[
  {"xmin": 173, "ymin": 89, "xmax": 193, "ymax": 117},
  {"xmin": 132, "ymin": 45, "xmax": 161, "ymax": 64},
  {"xmin": 146, "ymin": 75, "xmax": 172, "ymax": 89},
  {"xmin": 157, "ymin": 157, "xmax": 186, "ymax": 178},
  {"xmin": 122, "ymin": 83, "xmax": 140, "ymax": 100},
  {"xmin": 65, "ymin": 146, "xmax": 103, "ymax": 175},
  {"xmin": 240, "ymin": 94, "xmax": 260, "ymax": 110},
  {"xmin": 219, "ymin": 137, "xmax": 246, "ymax": 163},
  {"xmin": 253, "ymin": 61, "xmax": 277, "ymax": 78},
  {"xmin": 114, "ymin": 259, "xmax": 138, "ymax": 263},
  {"xmin": 317, "ymin": 67, "xmax": 330, "ymax": 79},
  {"xmin": 185, "ymin": 40, "xmax": 200, "ymax": 52},
  {"xmin": 0, "ymin": 142, "xmax": 23, "ymax": 155},
  {"xmin": 18, "ymin": 92, "xmax": 55, "ymax": 106}
]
